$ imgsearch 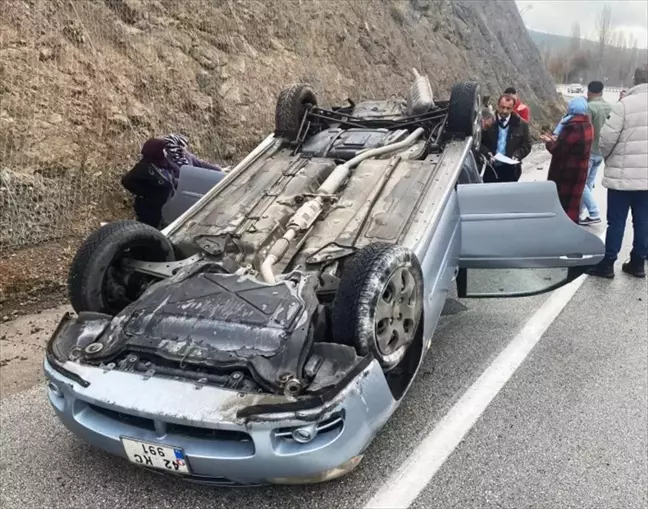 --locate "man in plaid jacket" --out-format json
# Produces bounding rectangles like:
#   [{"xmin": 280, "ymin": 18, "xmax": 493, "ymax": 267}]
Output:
[{"xmin": 541, "ymin": 97, "xmax": 594, "ymax": 223}]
